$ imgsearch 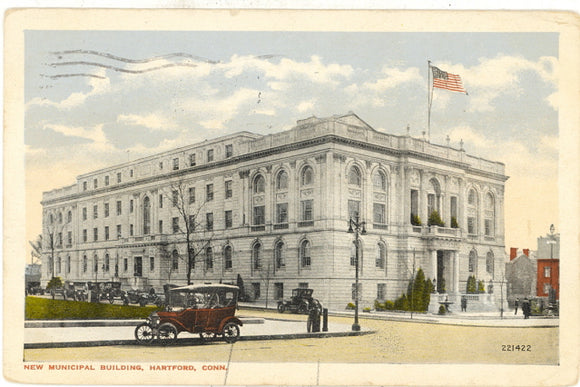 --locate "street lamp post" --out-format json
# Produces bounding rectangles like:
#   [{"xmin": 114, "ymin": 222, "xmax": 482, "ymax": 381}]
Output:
[
  {"xmin": 348, "ymin": 213, "xmax": 366, "ymax": 332},
  {"xmin": 547, "ymin": 224, "xmax": 557, "ymax": 302}
]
